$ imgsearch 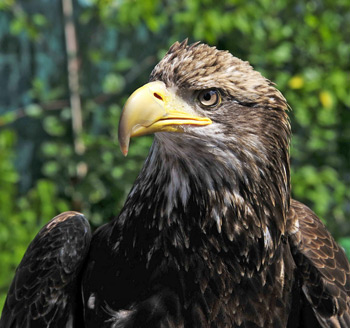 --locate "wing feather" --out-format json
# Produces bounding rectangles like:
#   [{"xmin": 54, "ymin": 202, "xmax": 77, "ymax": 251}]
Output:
[
  {"xmin": 288, "ymin": 199, "xmax": 350, "ymax": 327},
  {"xmin": 0, "ymin": 212, "xmax": 91, "ymax": 328}
]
